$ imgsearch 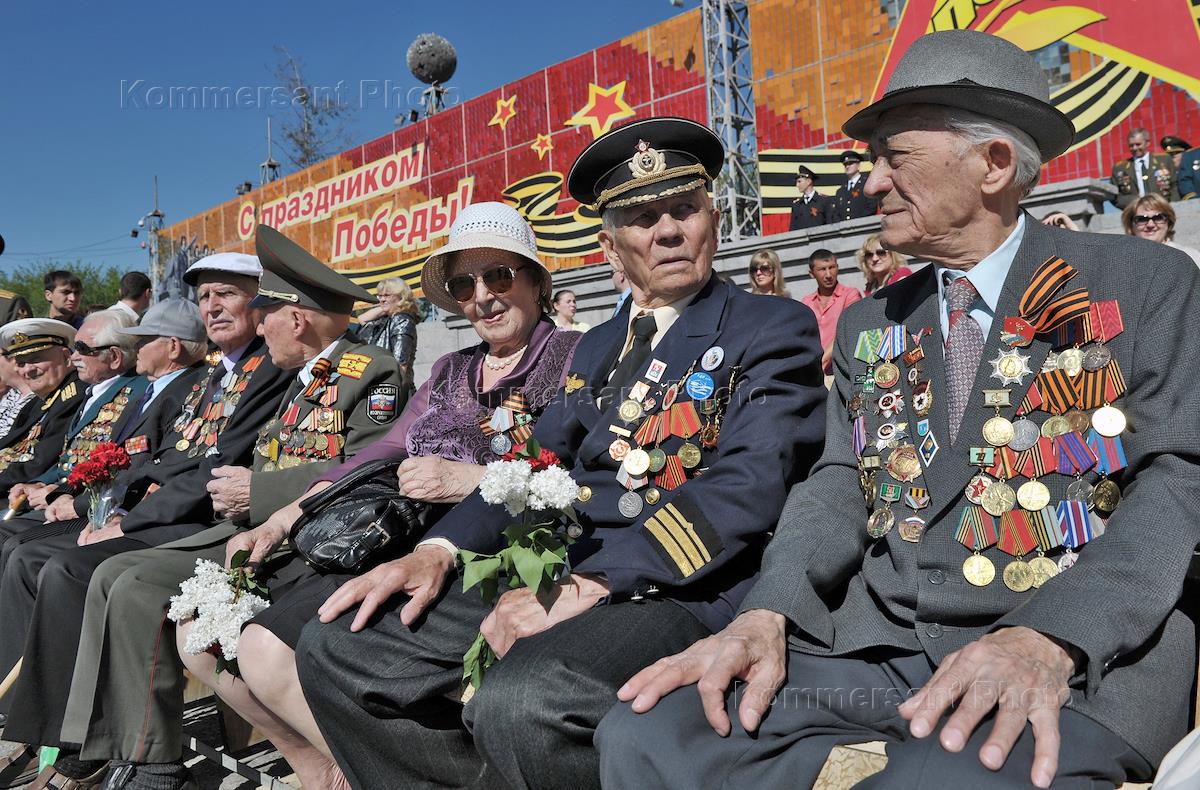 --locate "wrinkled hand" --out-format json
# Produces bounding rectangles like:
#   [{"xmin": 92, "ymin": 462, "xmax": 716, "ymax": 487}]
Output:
[
  {"xmin": 397, "ymin": 456, "xmax": 484, "ymax": 504},
  {"xmin": 317, "ymin": 544, "xmax": 455, "ymax": 631},
  {"xmin": 617, "ymin": 608, "xmax": 788, "ymax": 736},
  {"xmin": 44, "ymin": 494, "xmax": 77, "ymax": 523},
  {"xmin": 207, "ymin": 466, "xmax": 252, "ymax": 520},
  {"xmin": 26, "ymin": 484, "xmax": 54, "ymax": 510},
  {"xmin": 7, "ymin": 484, "xmax": 31, "ymax": 511},
  {"xmin": 77, "ymin": 515, "xmax": 125, "ymax": 546},
  {"xmin": 225, "ymin": 481, "xmax": 331, "ymax": 569},
  {"xmin": 480, "ymin": 574, "xmax": 610, "ymax": 658},
  {"xmin": 898, "ymin": 626, "xmax": 1075, "ymax": 789}
]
